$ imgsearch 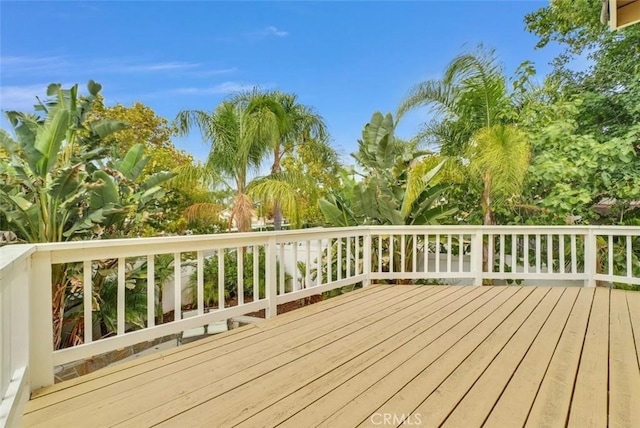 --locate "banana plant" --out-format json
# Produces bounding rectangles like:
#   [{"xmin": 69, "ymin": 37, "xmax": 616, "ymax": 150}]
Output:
[
  {"xmin": 319, "ymin": 112, "xmax": 456, "ymax": 227},
  {"xmin": 0, "ymin": 81, "xmax": 175, "ymax": 348},
  {"xmin": 0, "ymin": 81, "xmax": 127, "ymax": 243},
  {"xmin": 318, "ymin": 112, "xmax": 457, "ymax": 282}
]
